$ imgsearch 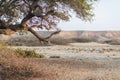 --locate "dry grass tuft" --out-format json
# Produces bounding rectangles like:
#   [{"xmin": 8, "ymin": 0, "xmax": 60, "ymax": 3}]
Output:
[
  {"xmin": 14, "ymin": 48, "xmax": 44, "ymax": 58},
  {"xmin": 0, "ymin": 42, "xmax": 44, "ymax": 80}
]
